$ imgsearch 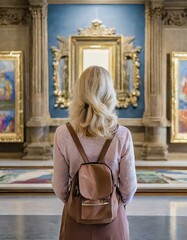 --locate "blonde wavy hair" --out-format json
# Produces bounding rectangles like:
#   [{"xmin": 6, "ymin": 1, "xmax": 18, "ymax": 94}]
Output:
[{"xmin": 69, "ymin": 66, "xmax": 118, "ymax": 138}]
